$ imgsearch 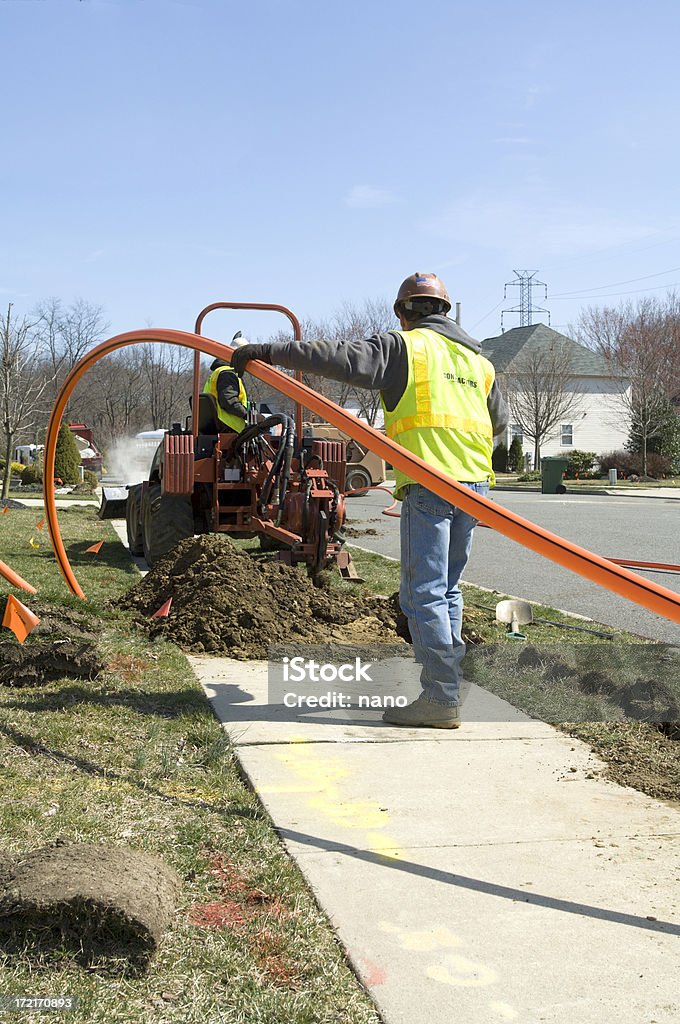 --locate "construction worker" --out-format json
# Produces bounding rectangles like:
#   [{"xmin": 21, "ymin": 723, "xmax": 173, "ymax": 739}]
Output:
[
  {"xmin": 203, "ymin": 334, "xmax": 249, "ymax": 433},
  {"xmin": 231, "ymin": 274, "xmax": 508, "ymax": 729}
]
